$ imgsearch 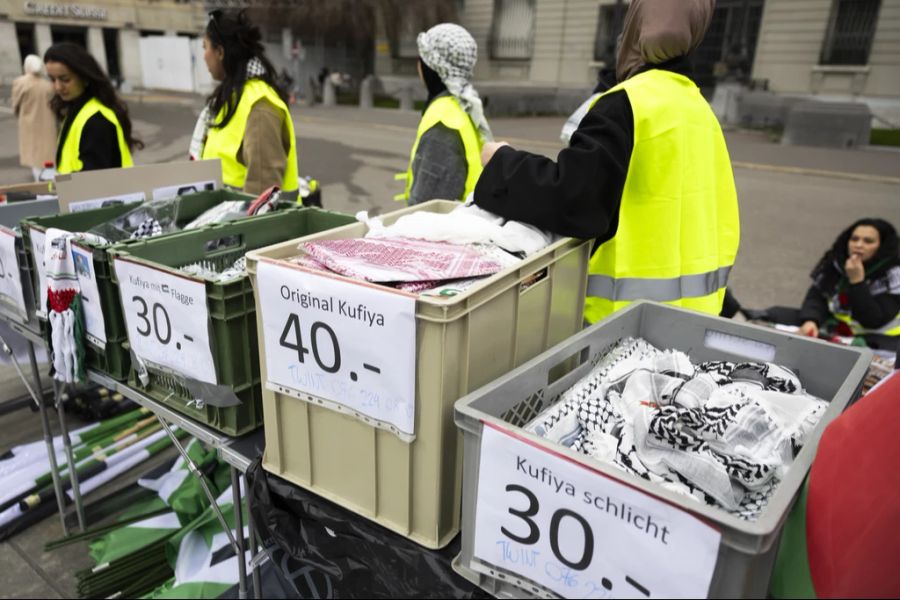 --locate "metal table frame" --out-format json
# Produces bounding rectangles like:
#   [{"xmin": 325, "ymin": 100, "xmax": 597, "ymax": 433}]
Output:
[{"xmin": 1, "ymin": 311, "xmax": 258, "ymax": 598}]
